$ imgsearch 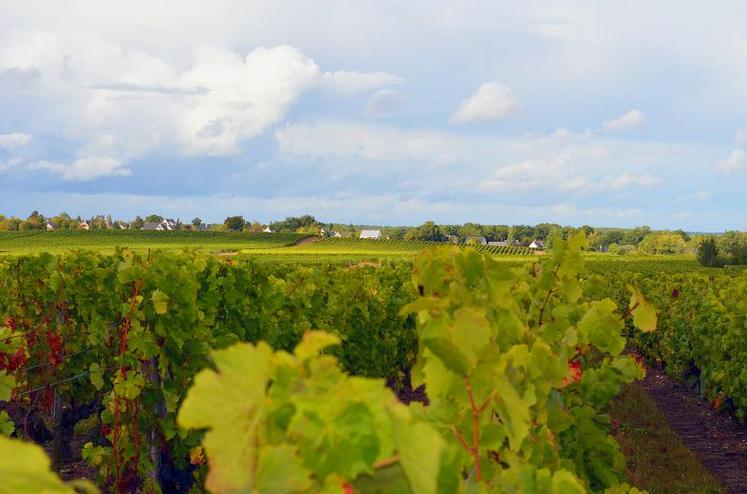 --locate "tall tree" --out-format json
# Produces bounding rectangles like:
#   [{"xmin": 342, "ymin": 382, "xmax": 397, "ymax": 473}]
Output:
[{"xmin": 224, "ymin": 216, "xmax": 245, "ymax": 232}]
